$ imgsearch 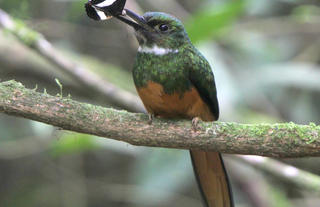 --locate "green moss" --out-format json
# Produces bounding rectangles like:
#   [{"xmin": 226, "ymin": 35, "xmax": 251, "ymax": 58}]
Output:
[
  {"xmin": 204, "ymin": 121, "xmax": 320, "ymax": 147},
  {"xmin": 0, "ymin": 80, "xmax": 23, "ymax": 98},
  {"xmin": 248, "ymin": 124, "xmax": 269, "ymax": 137}
]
